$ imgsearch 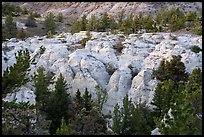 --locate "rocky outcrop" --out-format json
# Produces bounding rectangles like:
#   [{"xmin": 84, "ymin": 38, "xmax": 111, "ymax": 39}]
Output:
[{"xmin": 2, "ymin": 31, "xmax": 202, "ymax": 114}]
